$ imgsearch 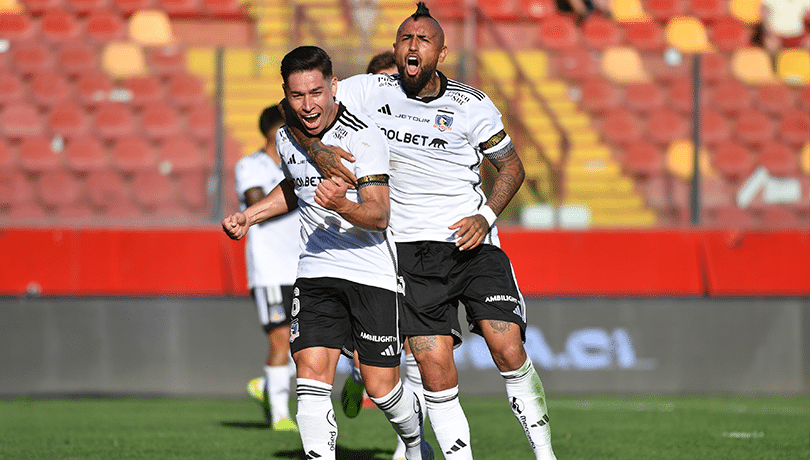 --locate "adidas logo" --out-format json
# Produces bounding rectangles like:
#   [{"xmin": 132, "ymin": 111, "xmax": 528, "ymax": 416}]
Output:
[
  {"xmin": 305, "ymin": 450, "xmax": 322, "ymax": 459},
  {"xmin": 530, "ymin": 414, "xmax": 550, "ymax": 428},
  {"xmin": 445, "ymin": 439, "xmax": 468, "ymax": 455},
  {"xmin": 380, "ymin": 345, "xmax": 396, "ymax": 356},
  {"xmin": 378, "ymin": 104, "xmax": 392, "ymax": 115},
  {"xmin": 513, "ymin": 306, "xmax": 521, "ymax": 317}
]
